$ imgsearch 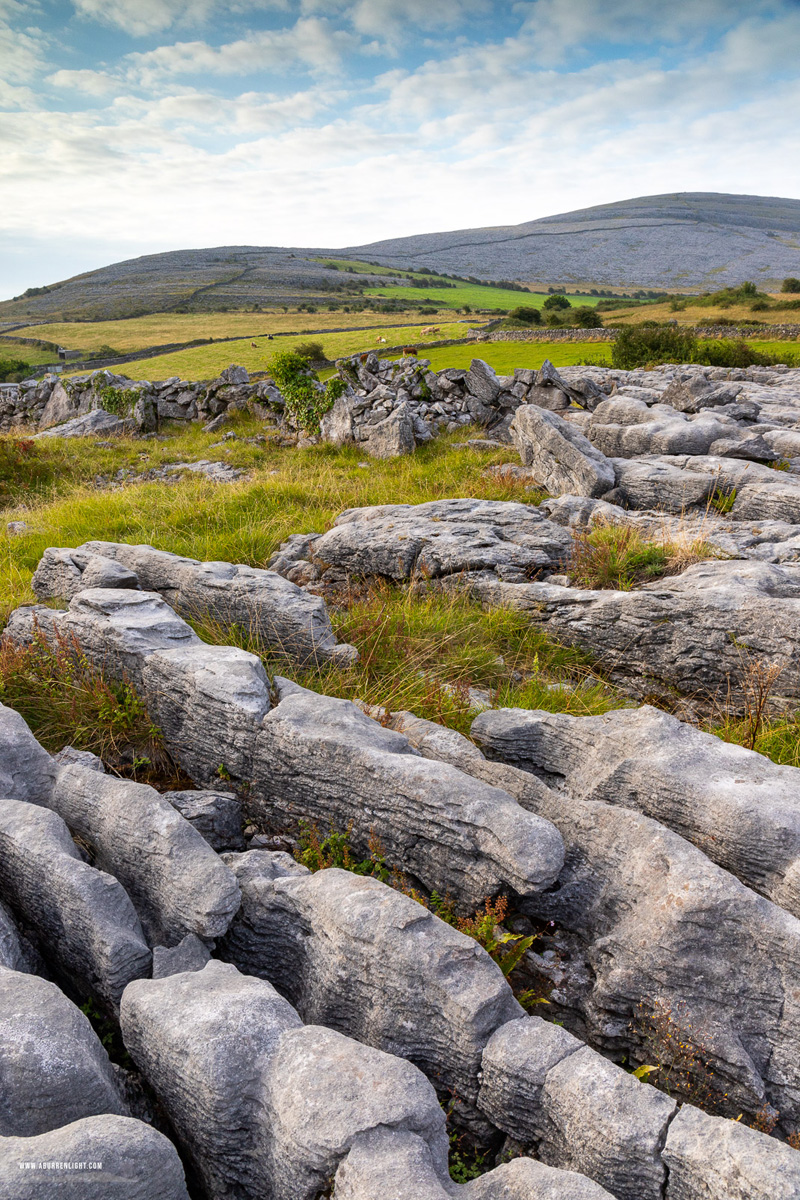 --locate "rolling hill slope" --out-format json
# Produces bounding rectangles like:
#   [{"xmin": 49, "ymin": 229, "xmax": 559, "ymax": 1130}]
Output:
[{"xmin": 3, "ymin": 192, "xmax": 799, "ymax": 324}]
